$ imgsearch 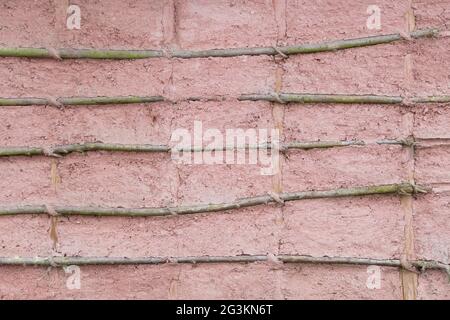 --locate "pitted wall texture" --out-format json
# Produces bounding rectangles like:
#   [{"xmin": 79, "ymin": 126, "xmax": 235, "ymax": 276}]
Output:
[{"xmin": 0, "ymin": 0, "xmax": 449, "ymax": 299}]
